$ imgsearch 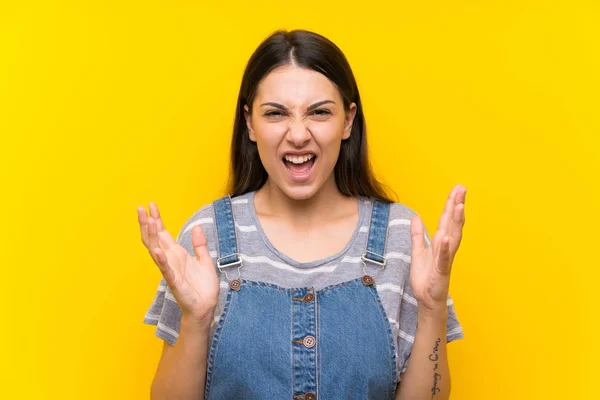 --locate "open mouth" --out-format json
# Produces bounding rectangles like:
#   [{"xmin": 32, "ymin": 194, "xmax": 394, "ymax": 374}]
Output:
[{"xmin": 282, "ymin": 154, "xmax": 317, "ymax": 179}]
